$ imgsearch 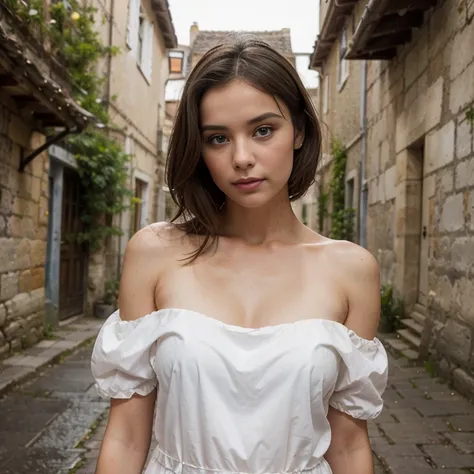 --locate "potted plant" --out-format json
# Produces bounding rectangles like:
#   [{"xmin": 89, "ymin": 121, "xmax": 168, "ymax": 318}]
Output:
[
  {"xmin": 379, "ymin": 284, "xmax": 403, "ymax": 333},
  {"xmin": 93, "ymin": 278, "xmax": 120, "ymax": 319}
]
